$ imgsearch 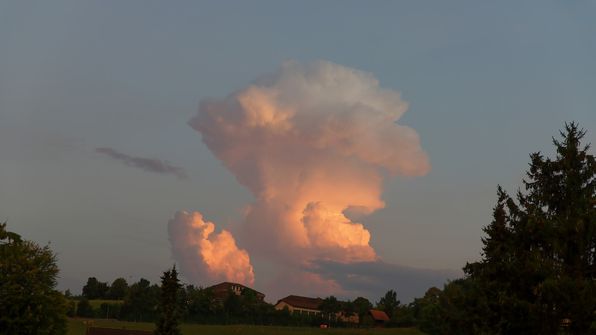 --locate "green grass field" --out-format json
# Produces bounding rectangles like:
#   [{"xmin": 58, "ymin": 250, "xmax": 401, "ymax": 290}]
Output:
[{"xmin": 67, "ymin": 319, "xmax": 426, "ymax": 335}]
